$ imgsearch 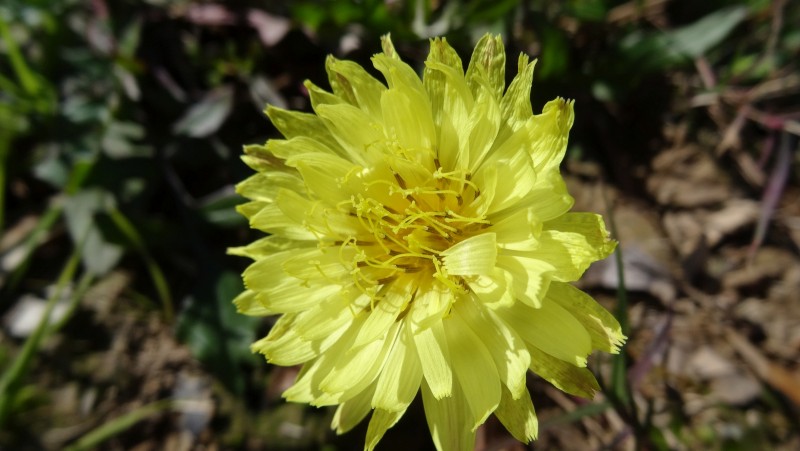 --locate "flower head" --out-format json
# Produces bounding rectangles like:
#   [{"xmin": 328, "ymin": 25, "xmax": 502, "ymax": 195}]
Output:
[{"xmin": 231, "ymin": 34, "xmax": 625, "ymax": 450}]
